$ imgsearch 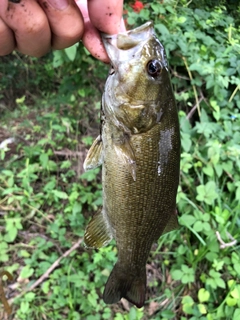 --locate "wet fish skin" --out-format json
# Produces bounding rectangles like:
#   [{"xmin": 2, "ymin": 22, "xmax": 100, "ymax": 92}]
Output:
[{"xmin": 83, "ymin": 21, "xmax": 180, "ymax": 308}]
